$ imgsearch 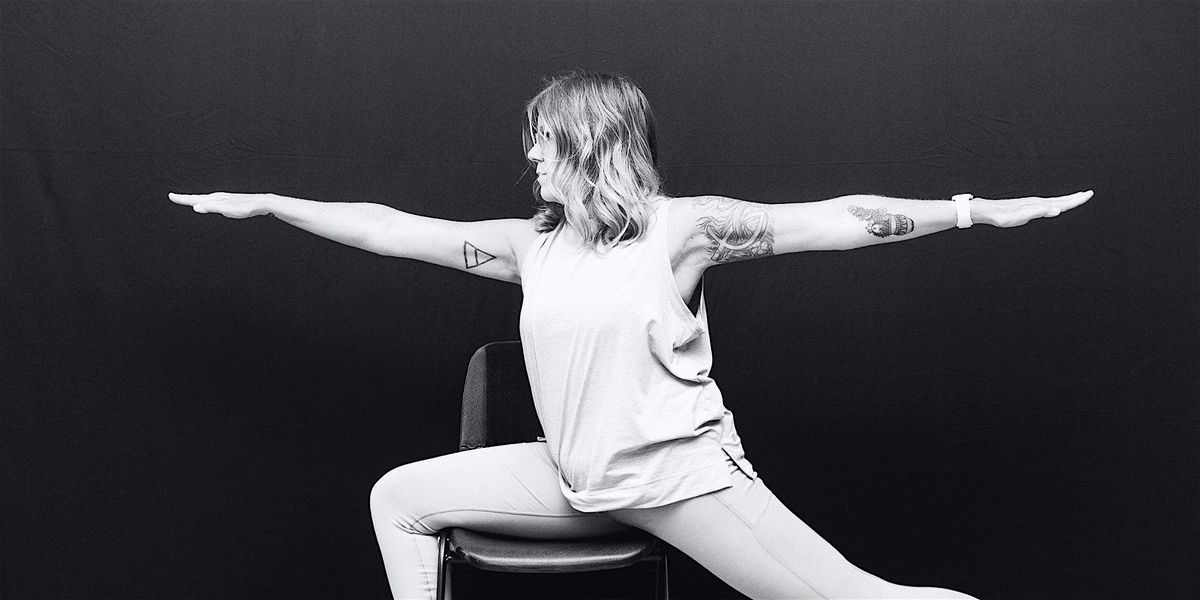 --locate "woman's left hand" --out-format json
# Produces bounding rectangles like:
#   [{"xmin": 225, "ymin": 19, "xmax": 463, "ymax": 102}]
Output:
[{"xmin": 973, "ymin": 190, "xmax": 1093, "ymax": 227}]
